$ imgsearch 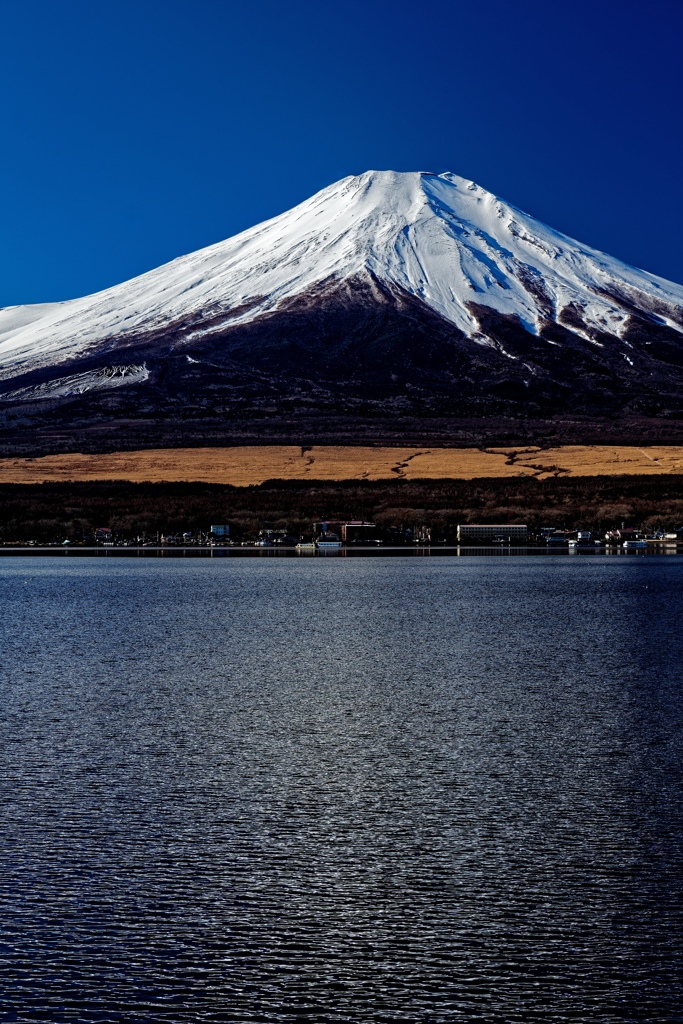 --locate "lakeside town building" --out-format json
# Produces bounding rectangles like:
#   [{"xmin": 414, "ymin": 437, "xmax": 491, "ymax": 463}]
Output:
[
  {"xmin": 313, "ymin": 520, "xmax": 378, "ymax": 543},
  {"xmin": 457, "ymin": 524, "xmax": 528, "ymax": 543}
]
